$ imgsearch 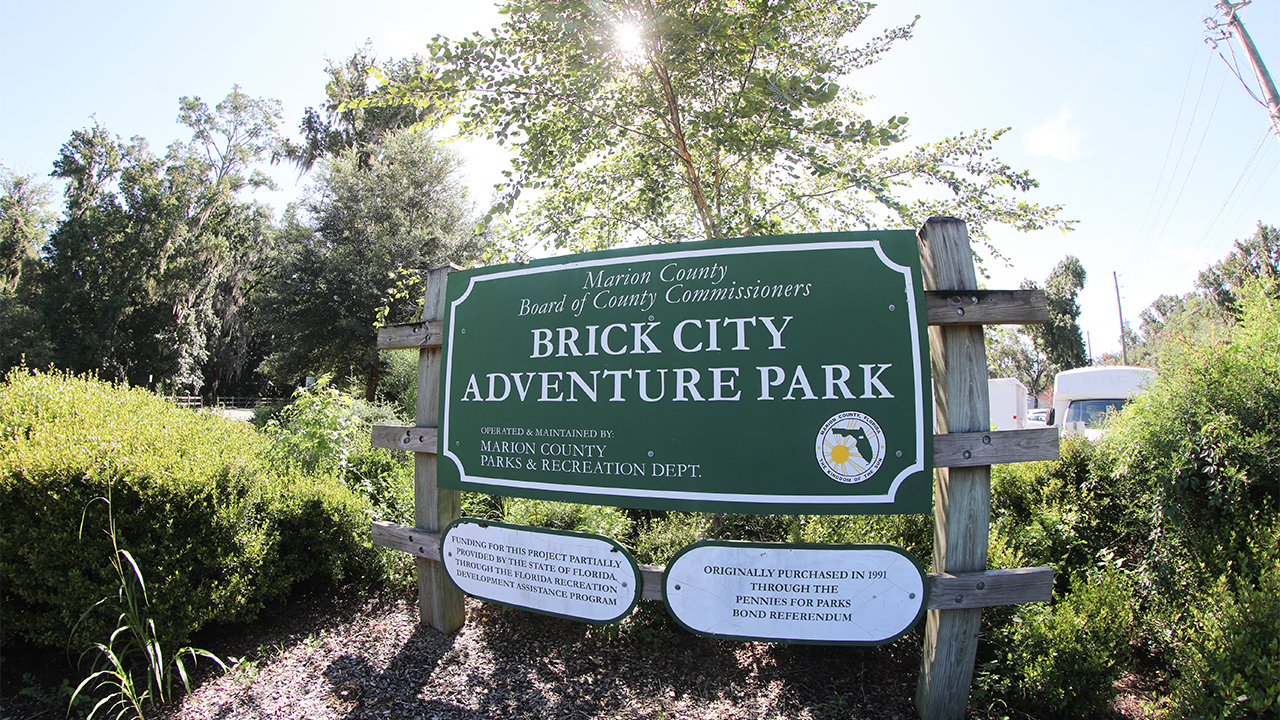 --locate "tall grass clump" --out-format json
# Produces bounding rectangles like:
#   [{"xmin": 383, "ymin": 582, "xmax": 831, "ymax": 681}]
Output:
[
  {"xmin": 0, "ymin": 369, "xmax": 383, "ymax": 654},
  {"xmin": 70, "ymin": 496, "xmax": 225, "ymax": 720}
]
